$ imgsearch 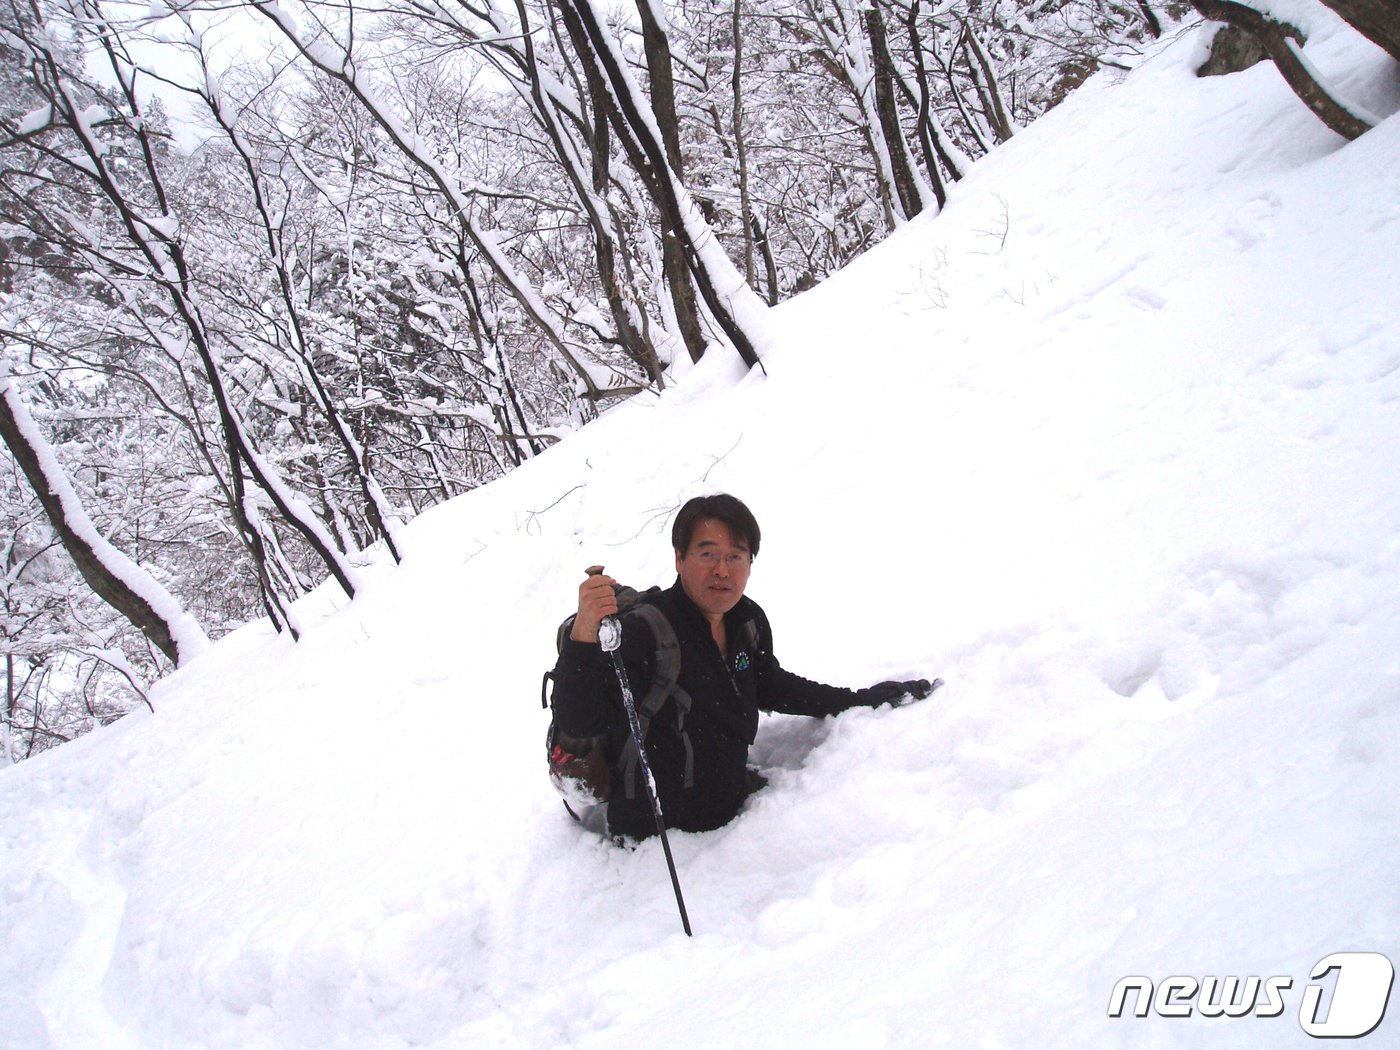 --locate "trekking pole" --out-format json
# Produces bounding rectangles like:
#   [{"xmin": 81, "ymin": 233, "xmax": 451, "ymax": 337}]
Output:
[{"xmin": 590, "ymin": 571, "xmax": 693, "ymax": 937}]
